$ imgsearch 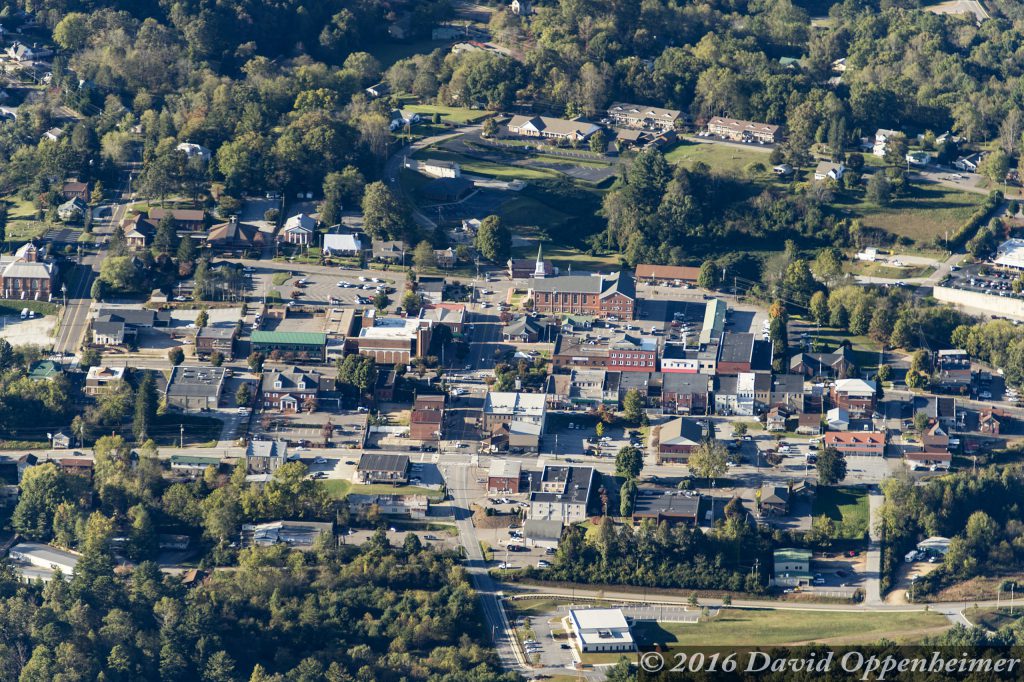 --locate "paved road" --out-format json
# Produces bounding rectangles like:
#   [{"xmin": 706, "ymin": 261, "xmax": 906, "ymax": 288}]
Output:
[{"xmin": 865, "ymin": 492, "xmax": 883, "ymax": 605}]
